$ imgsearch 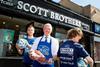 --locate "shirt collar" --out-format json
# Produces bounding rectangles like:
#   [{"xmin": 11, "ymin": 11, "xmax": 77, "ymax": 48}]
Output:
[
  {"xmin": 43, "ymin": 35, "xmax": 51, "ymax": 38},
  {"xmin": 41, "ymin": 35, "xmax": 51, "ymax": 42}
]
